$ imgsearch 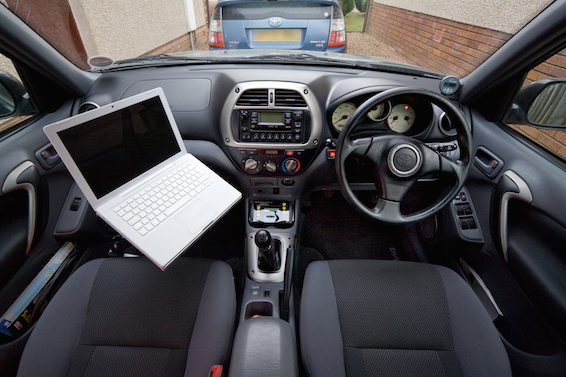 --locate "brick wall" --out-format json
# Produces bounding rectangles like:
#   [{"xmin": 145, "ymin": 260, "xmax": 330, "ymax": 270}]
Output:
[
  {"xmin": 143, "ymin": 0, "xmax": 210, "ymax": 56},
  {"xmin": 365, "ymin": 3, "xmax": 565, "ymax": 82},
  {"xmin": 511, "ymin": 125, "xmax": 566, "ymax": 158},
  {"xmin": 144, "ymin": 24, "xmax": 209, "ymax": 56},
  {"xmin": 525, "ymin": 50, "xmax": 566, "ymax": 85},
  {"xmin": 365, "ymin": 2, "xmax": 566, "ymax": 159},
  {"xmin": 366, "ymin": 3, "xmax": 511, "ymax": 77}
]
